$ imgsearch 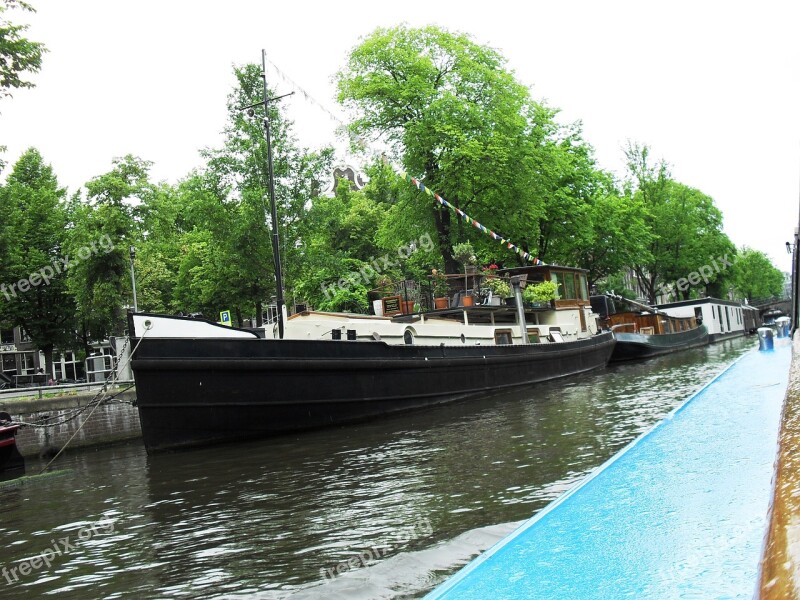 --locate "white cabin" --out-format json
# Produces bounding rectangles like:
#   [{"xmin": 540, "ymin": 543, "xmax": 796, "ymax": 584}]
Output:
[{"xmin": 655, "ymin": 298, "xmax": 748, "ymax": 341}]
